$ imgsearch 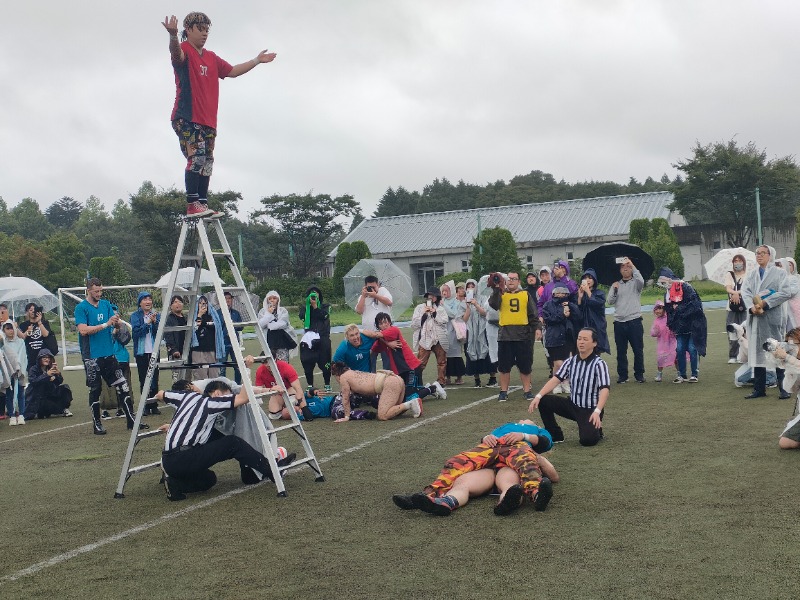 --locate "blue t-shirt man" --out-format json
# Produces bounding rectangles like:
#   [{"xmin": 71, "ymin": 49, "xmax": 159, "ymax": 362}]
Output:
[
  {"xmin": 490, "ymin": 421, "xmax": 553, "ymax": 453},
  {"xmin": 75, "ymin": 298, "xmax": 116, "ymax": 359},
  {"xmin": 333, "ymin": 333, "xmax": 375, "ymax": 372}
]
